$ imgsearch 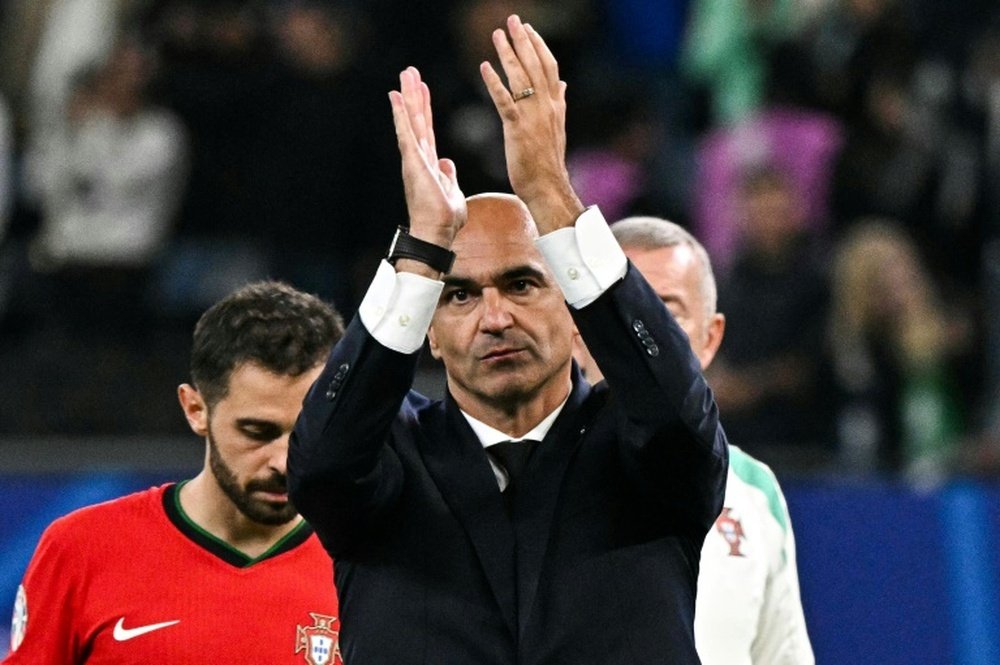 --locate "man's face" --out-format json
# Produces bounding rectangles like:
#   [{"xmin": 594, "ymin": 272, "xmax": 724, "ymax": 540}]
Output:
[
  {"xmin": 428, "ymin": 196, "xmax": 575, "ymax": 411},
  {"xmin": 204, "ymin": 362, "xmax": 323, "ymax": 525},
  {"xmin": 625, "ymin": 244, "xmax": 723, "ymax": 370},
  {"xmin": 742, "ymin": 176, "xmax": 802, "ymax": 253}
]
